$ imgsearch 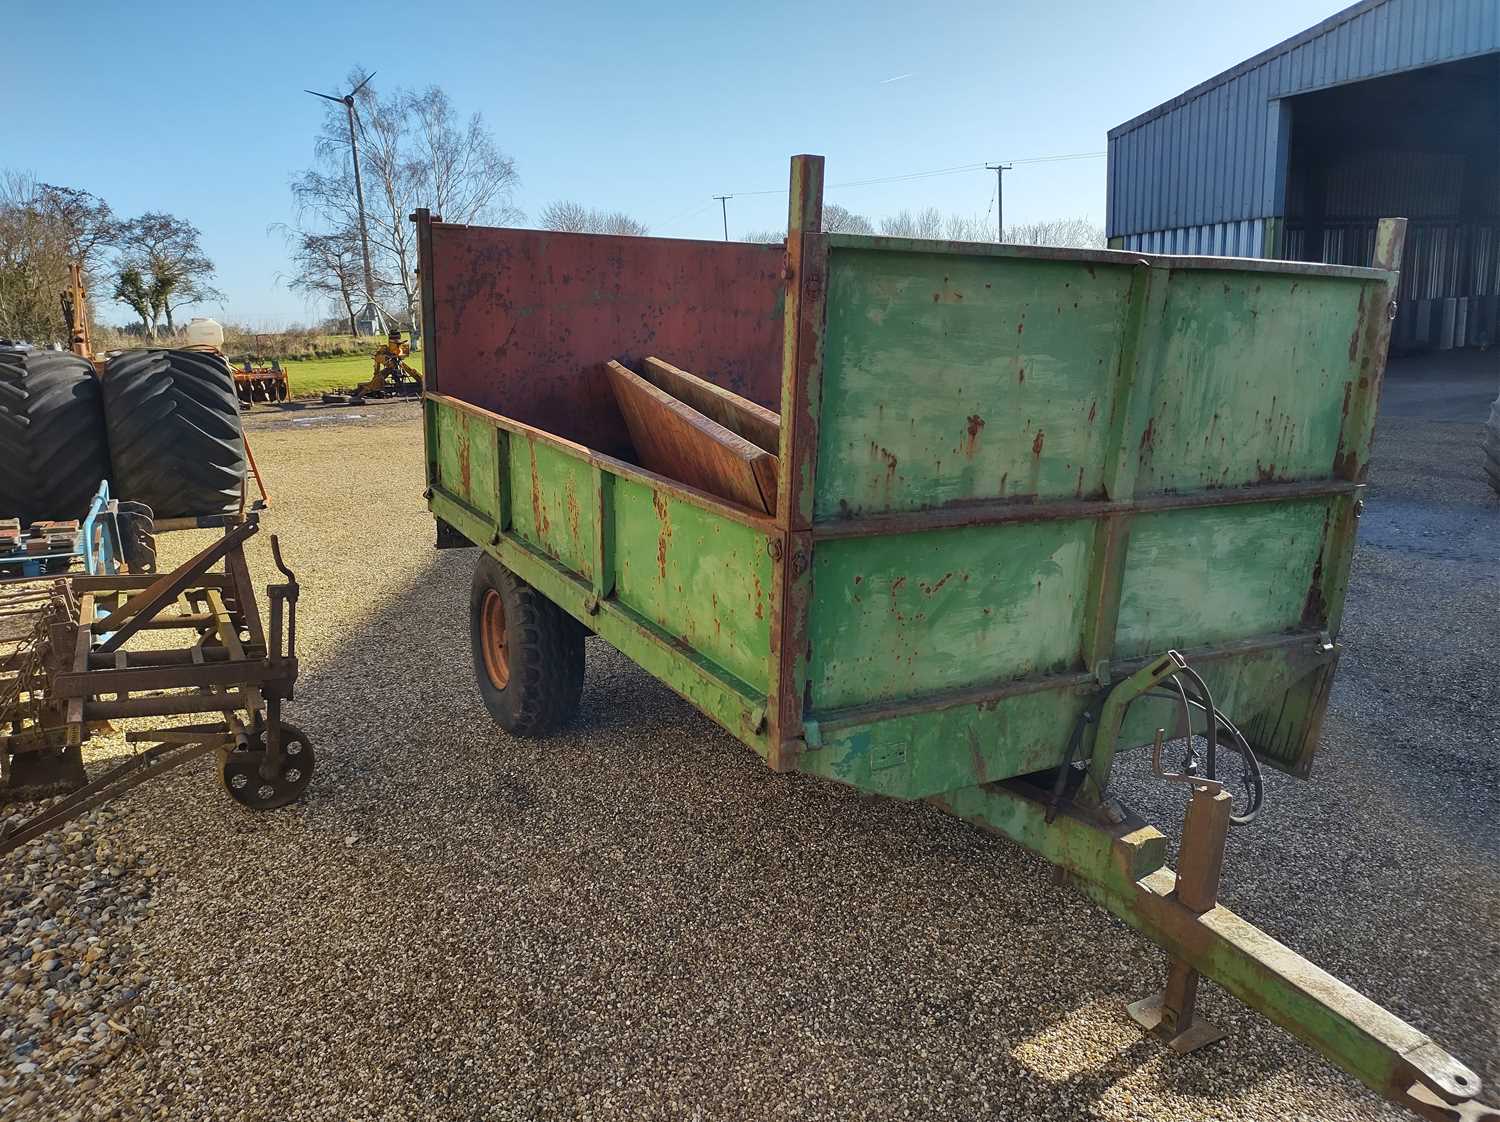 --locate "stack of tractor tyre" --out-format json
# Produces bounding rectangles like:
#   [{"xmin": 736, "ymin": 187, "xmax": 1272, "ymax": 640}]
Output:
[
  {"xmin": 0, "ymin": 346, "xmax": 246, "ymax": 525},
  {"xmin": 0, "ymin": 350, "xmax": 110, "ymax": 525}
]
